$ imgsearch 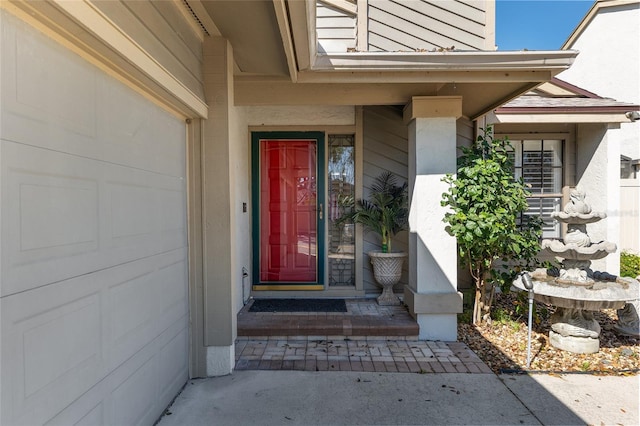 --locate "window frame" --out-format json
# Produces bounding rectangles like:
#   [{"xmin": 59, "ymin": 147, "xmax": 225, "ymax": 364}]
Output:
[{"xmin": 509, "ymin": 138, "xmax": 565, "ymax": 239}]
